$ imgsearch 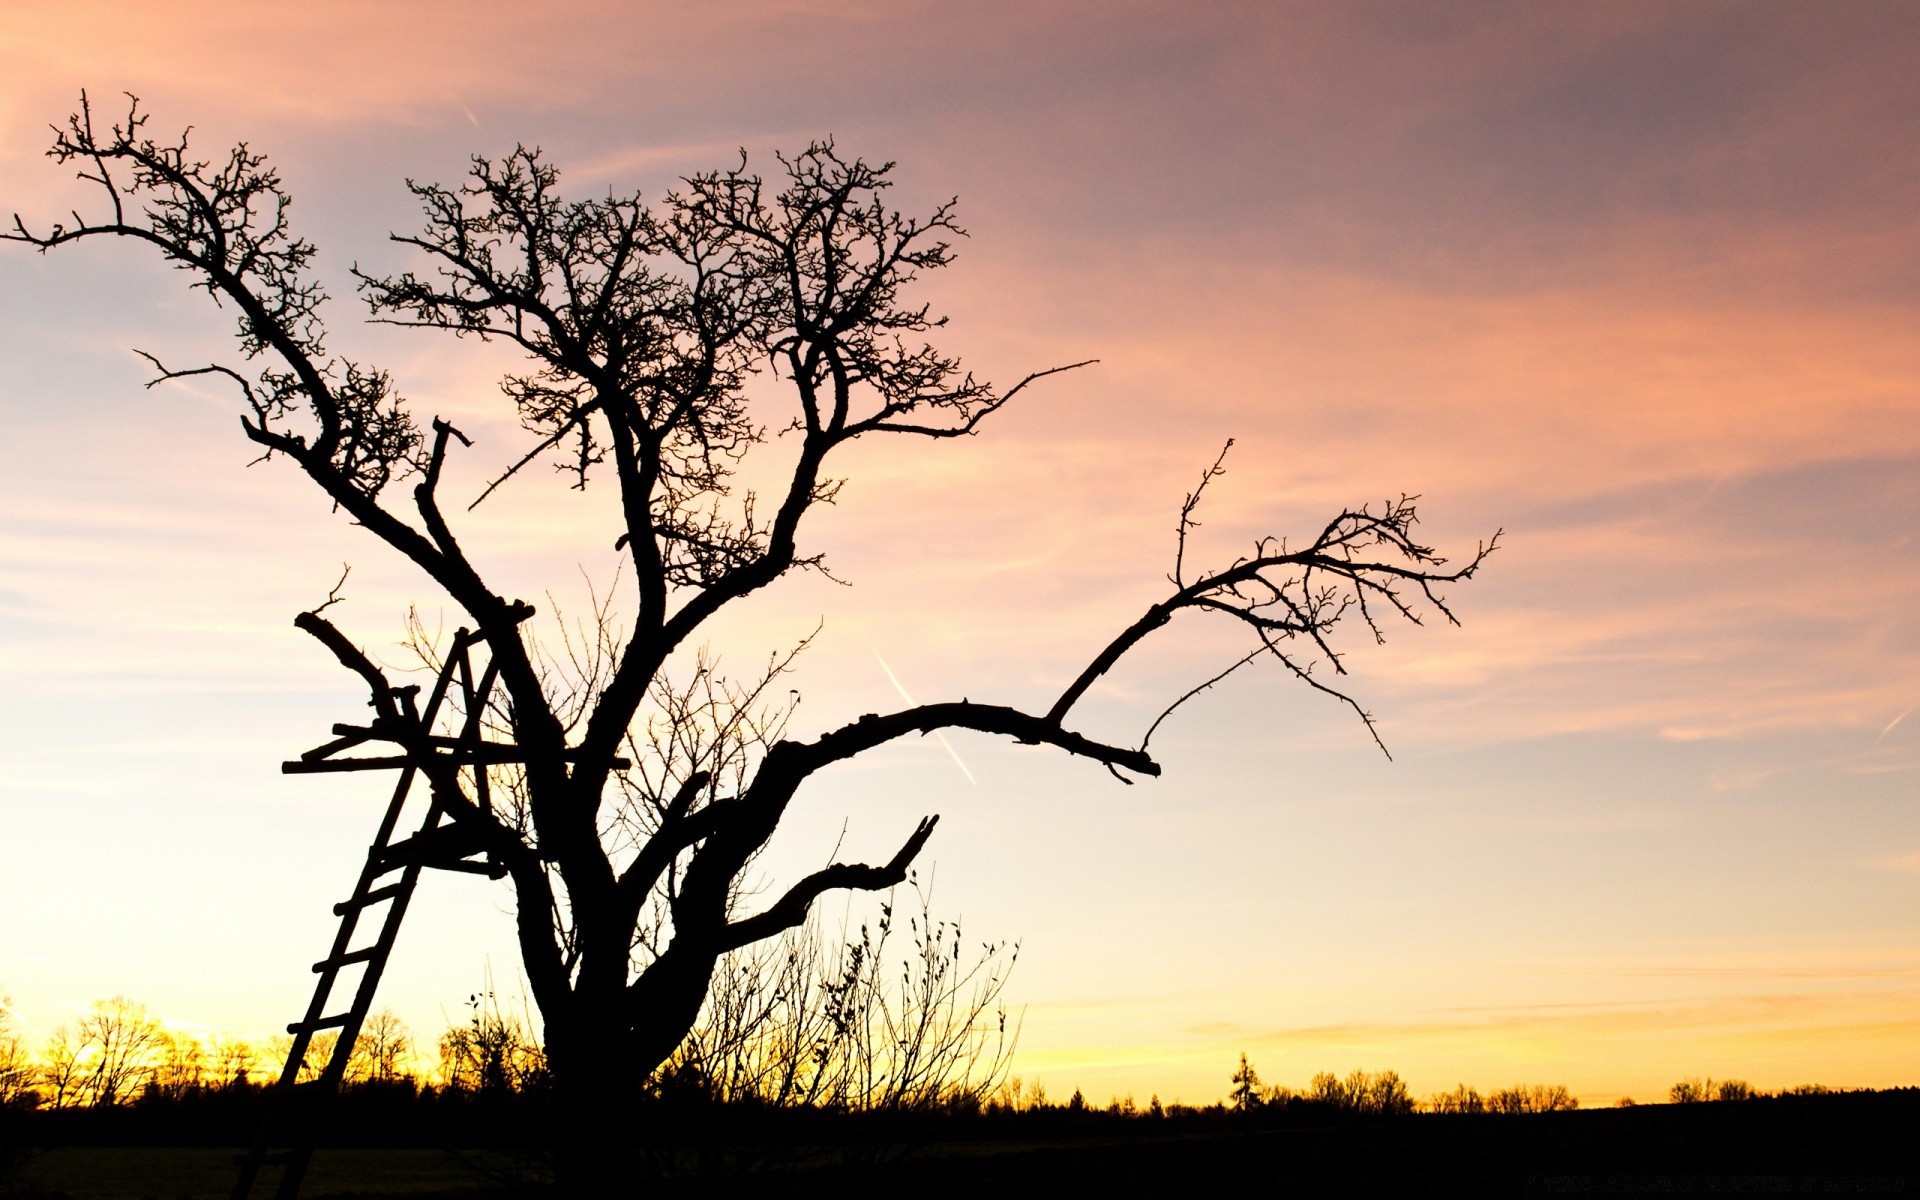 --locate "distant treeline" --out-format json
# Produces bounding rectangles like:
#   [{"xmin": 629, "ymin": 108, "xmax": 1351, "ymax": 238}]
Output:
[
  {"xmin": 0, "ymin": 994, "xmax": 1895, "ymax": 1129},
  {"xmin": 0, "ymin": 993, "xmax": 536, "ymax": 1111},
  {"xmin": 1221, "ymin": 1053, "xmax": 1878, "ymax": 1117}
]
